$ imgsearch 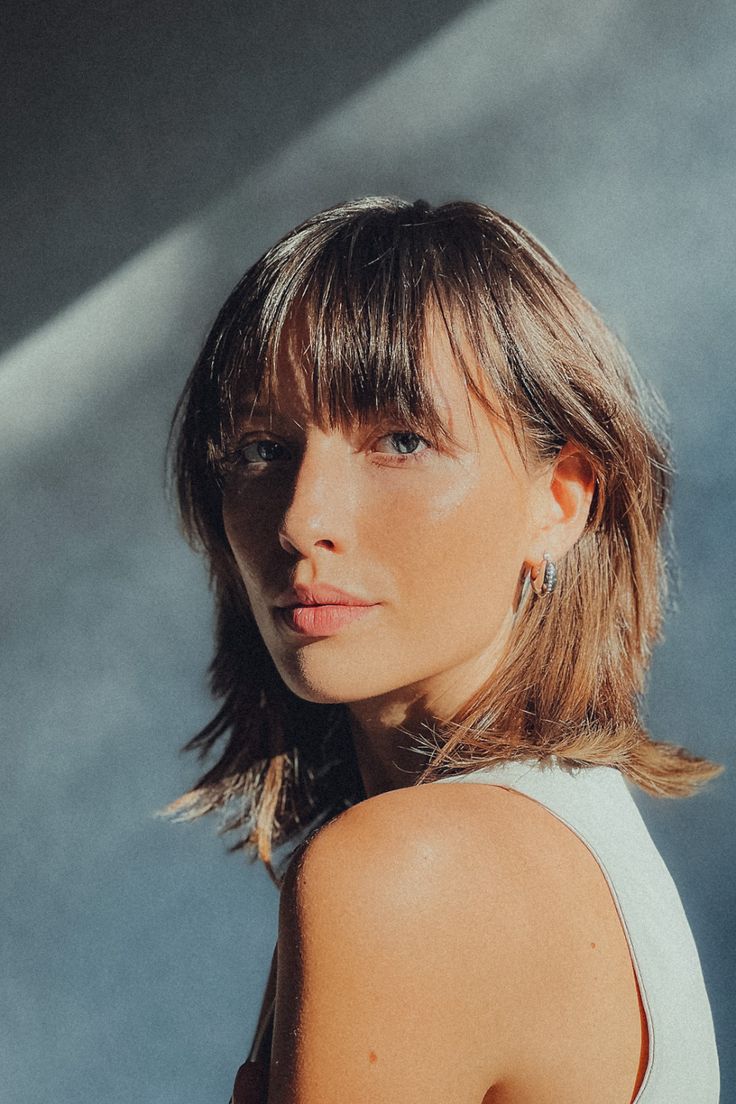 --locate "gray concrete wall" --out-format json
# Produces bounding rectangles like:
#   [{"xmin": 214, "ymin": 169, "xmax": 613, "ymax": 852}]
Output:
[{"xmin": 2, "ymin": 1, "xmax": 734, "ymax": 1100}]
